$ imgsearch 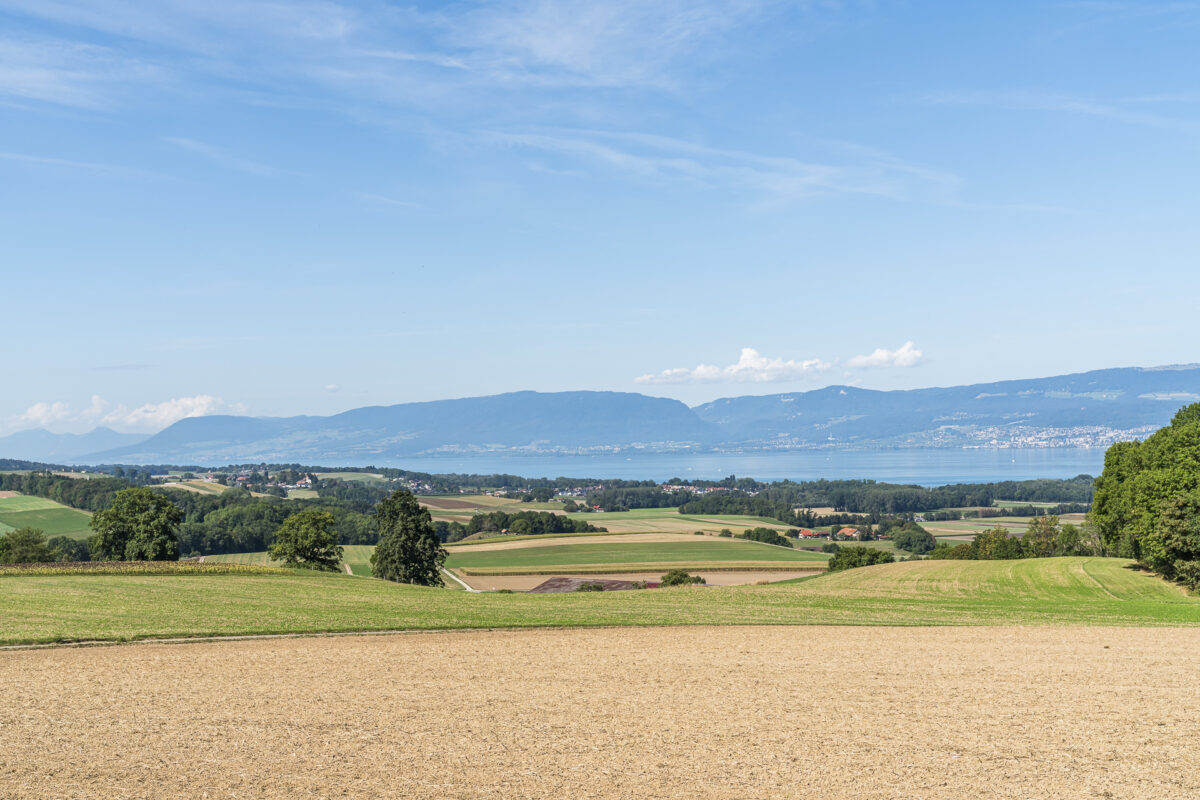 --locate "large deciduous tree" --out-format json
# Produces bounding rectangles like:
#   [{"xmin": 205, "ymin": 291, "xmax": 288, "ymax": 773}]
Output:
[
  {"xmin": 268, "ymin": 509, "xmax": 343, "ymax": 571},
  {"xmin": 1092, "ymin": 402, "xmax": 1200, "ymax": 588},
  {"xmin": 90, "ymin": 488, "xmax": 182, "ymax": 561},
  {"xmin": 370, "ymin": 489, "xmax": 446, "ymax": 586}
]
